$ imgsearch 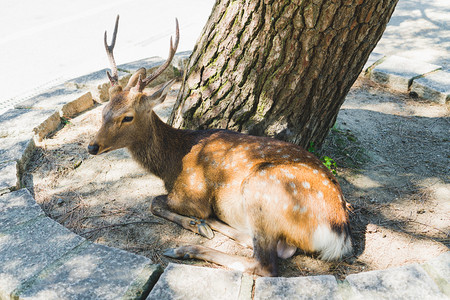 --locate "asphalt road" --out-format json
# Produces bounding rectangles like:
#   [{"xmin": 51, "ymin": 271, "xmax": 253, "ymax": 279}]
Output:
[{"xmin": 0, "ymin": 0, "xmax": 215, "ymax": 111}]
